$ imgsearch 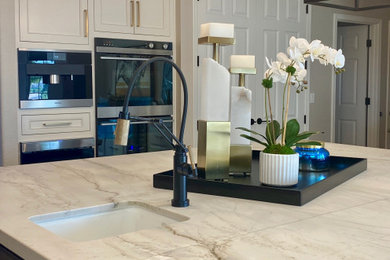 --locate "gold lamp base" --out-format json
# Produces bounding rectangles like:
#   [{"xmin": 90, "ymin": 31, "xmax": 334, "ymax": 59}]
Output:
[
  {"xmin": 230, "ymin": 145, "xmax": 252, "ymax": 173},
  {"xmin": 197, "ymin": 120, "xmax": 230, "ymax": 180}
]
